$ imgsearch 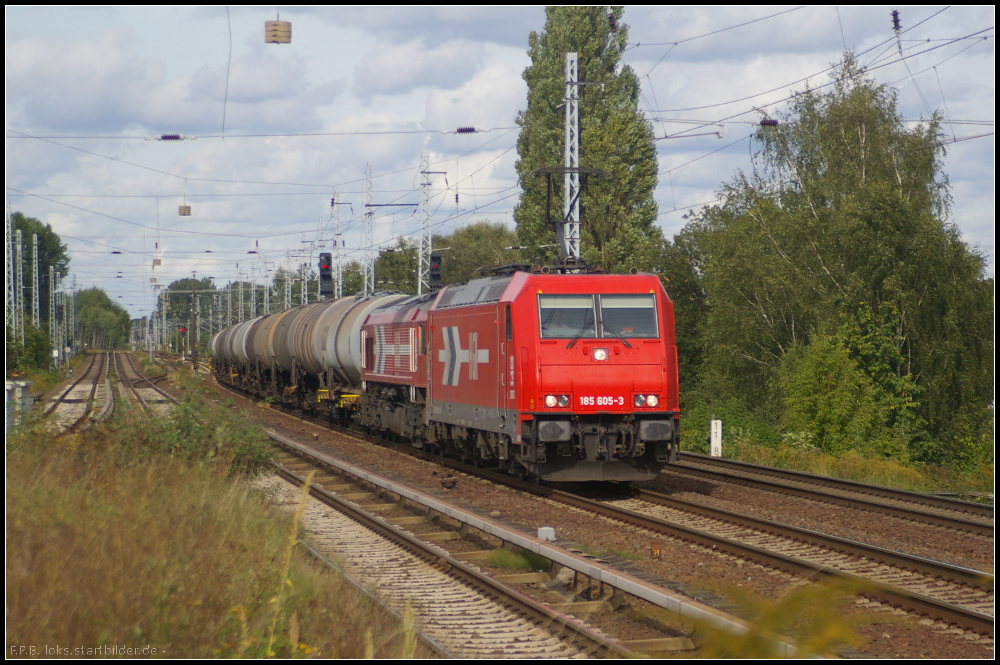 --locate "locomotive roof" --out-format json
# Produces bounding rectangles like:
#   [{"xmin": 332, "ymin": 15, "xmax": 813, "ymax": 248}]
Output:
[{"xmin": 435, "ymin": 274, "xmax": 512, "ymax": 309}]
